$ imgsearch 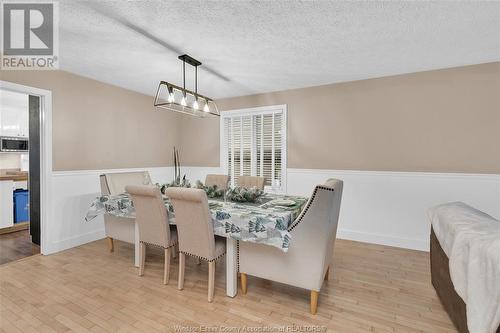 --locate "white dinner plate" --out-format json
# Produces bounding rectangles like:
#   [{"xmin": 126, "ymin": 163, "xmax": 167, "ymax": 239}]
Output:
[{"xmin": 270, "ymin": 199, "xmax": 295, "ymax": 206}]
